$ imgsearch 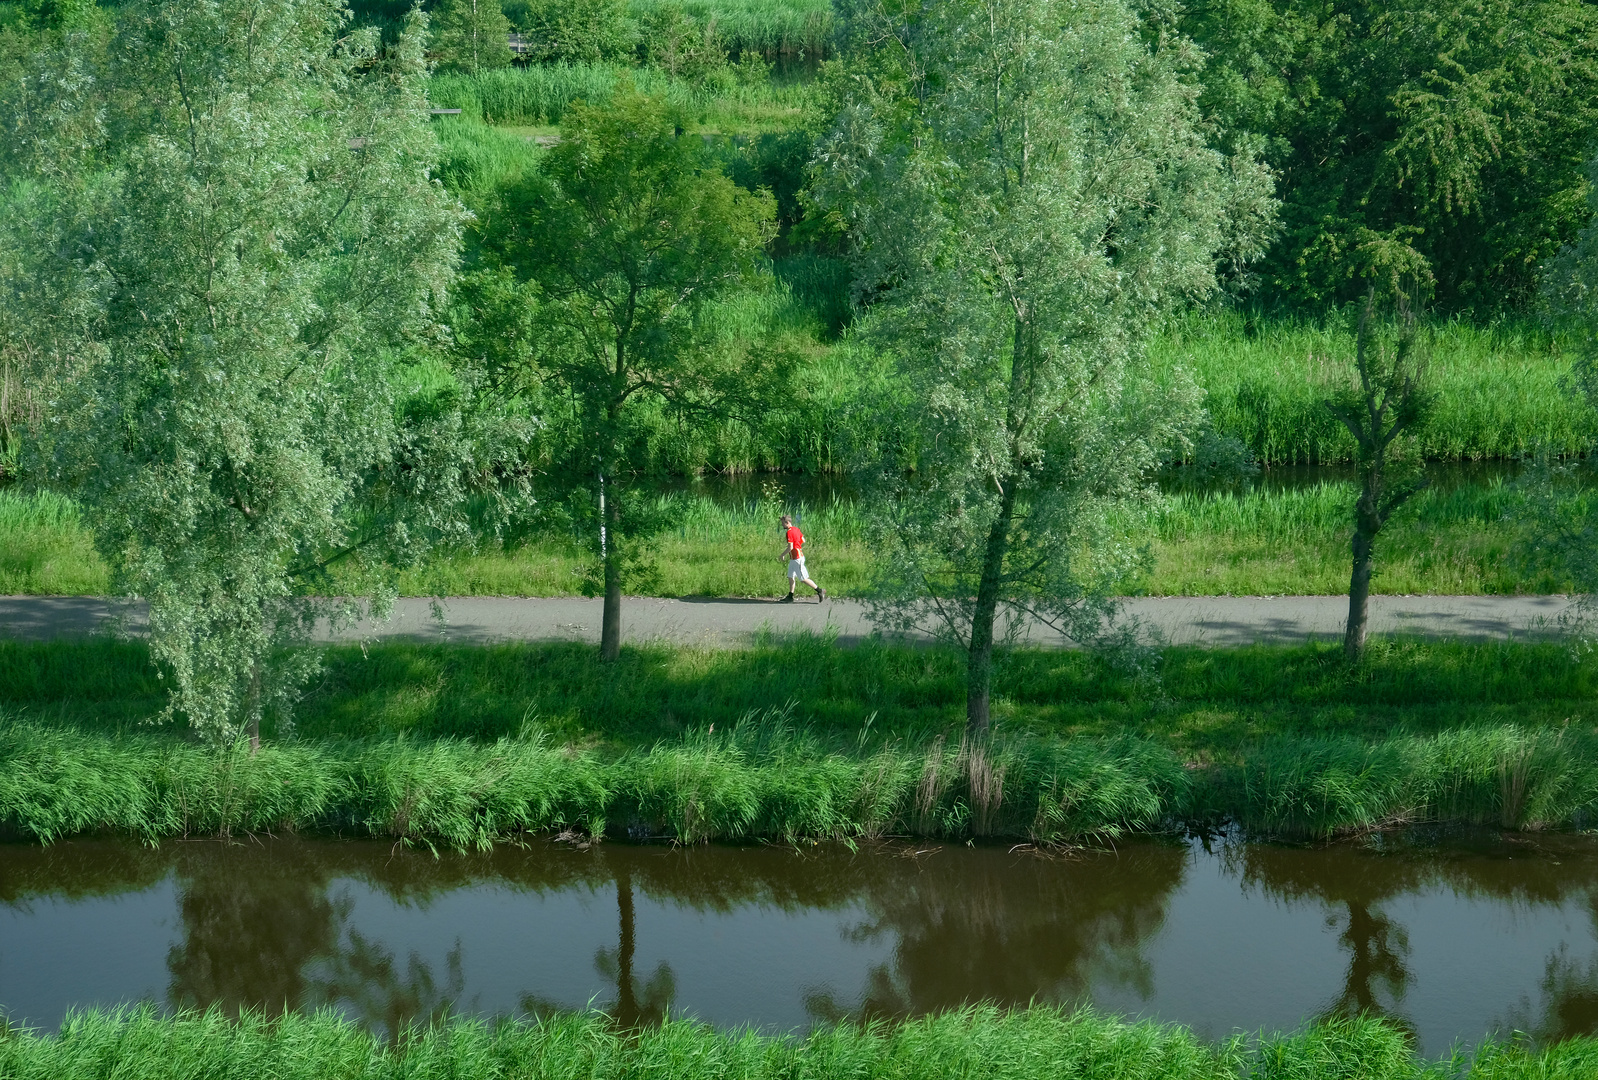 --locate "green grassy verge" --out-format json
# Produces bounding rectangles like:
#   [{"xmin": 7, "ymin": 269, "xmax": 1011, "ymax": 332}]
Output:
[
  {"xmin": 1154, "ymin": 310, "xmax": 1591, "ymax": 464},
  {"xmin": 1, "ymin": 1005, "xmax": 1592, "ymax": 1079},
  {"xmin": 0, "ymin": 480, "xmax": 1581, "ymax": 596},
  {"xmin": 4, "ymin": 638, "xmax": 1598, "ymax": 843}
]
